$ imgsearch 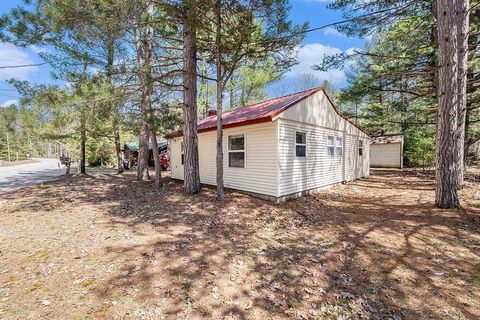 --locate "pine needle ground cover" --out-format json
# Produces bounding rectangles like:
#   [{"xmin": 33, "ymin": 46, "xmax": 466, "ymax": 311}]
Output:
[{"xmin": 0, "ymin": 169, "xmax": 479, "ymax": 319}]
